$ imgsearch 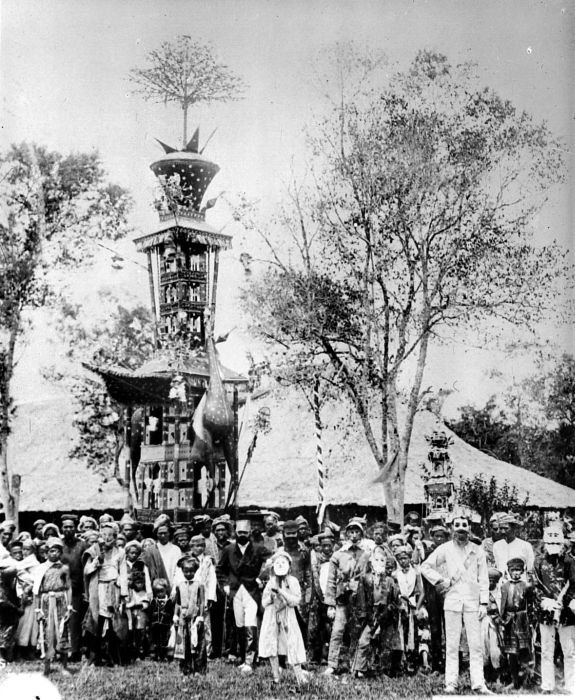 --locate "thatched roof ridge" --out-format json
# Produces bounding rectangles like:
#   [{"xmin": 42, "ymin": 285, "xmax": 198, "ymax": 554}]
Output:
[
  {"xmin": 237, "ymin": 390, "xmax": 575, "ymax": 510},
  {"xmin": 6, "ymin": 397, "xmax": 125, "ymax": 512}
]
